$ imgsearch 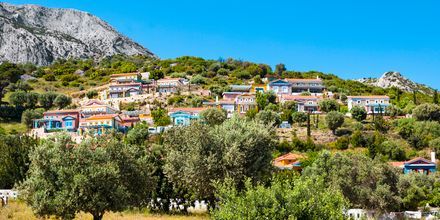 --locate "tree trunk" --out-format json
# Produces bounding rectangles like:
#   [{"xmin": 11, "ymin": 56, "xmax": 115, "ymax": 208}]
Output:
[{"xmin": 93, "ymin": 213, "xmax": 103, "ymax": 220}]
